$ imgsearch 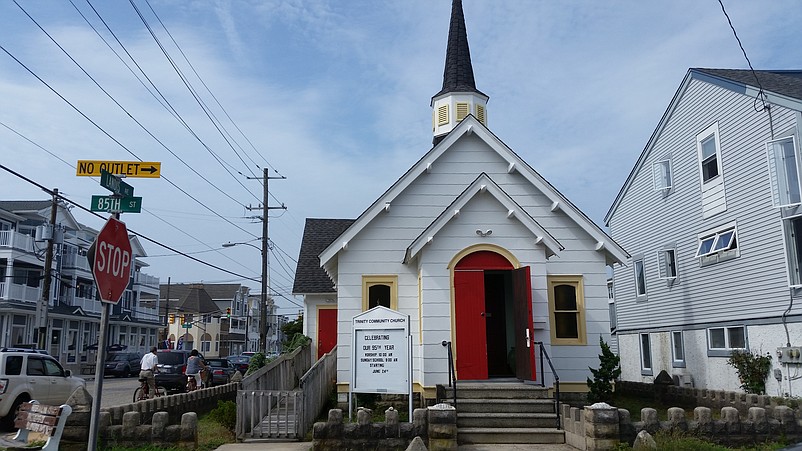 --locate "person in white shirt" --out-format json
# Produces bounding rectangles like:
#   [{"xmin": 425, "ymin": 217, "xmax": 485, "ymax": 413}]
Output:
[{"xmin": 139, "ymin": 347, "xmax": 159, "ymax": 398}]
